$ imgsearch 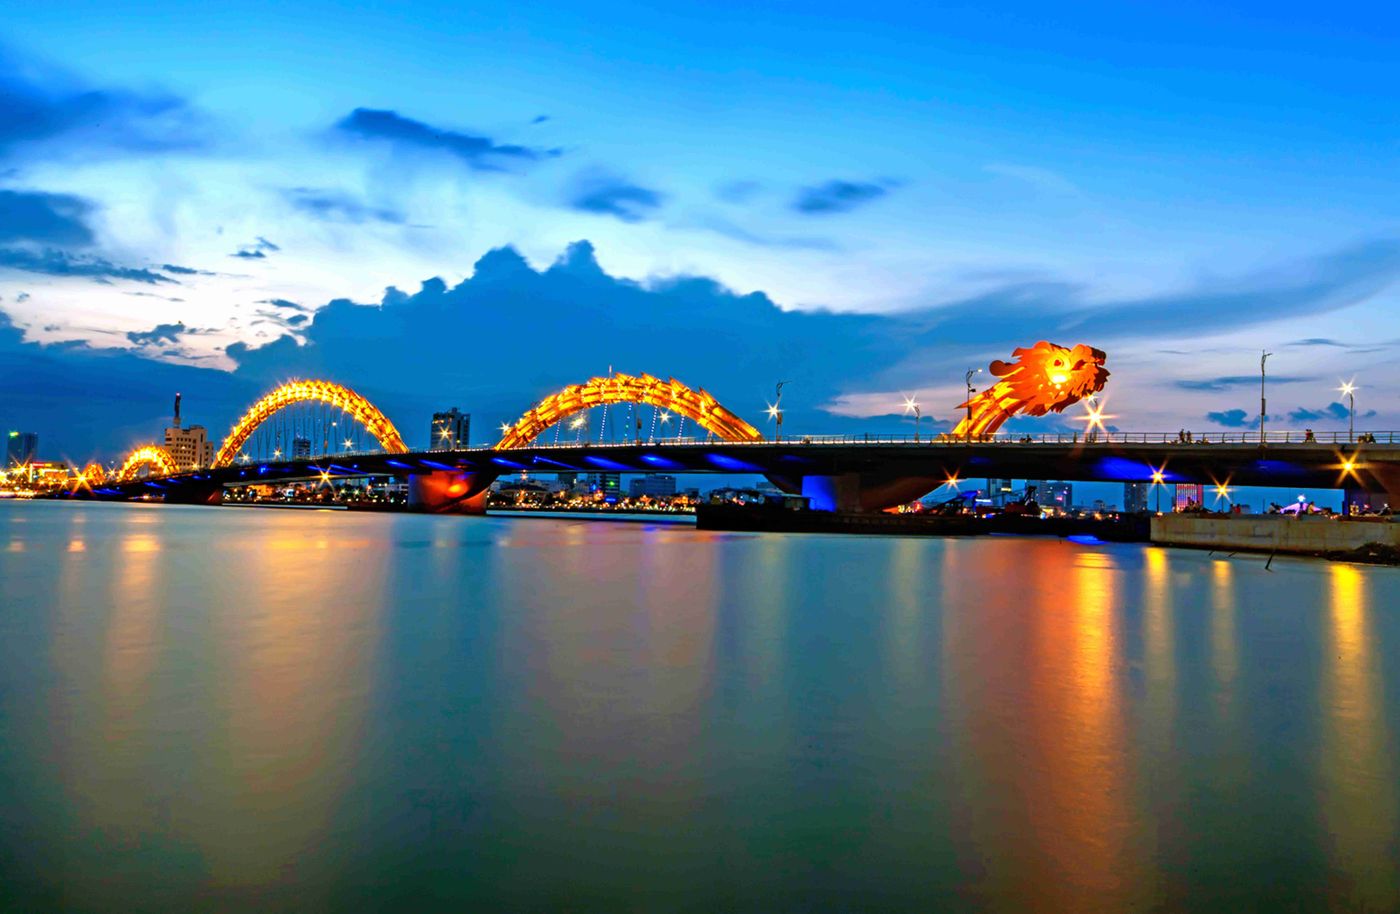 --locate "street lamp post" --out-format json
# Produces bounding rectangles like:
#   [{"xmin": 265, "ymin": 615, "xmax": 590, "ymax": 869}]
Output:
[
  {"xmin": 1339, "ymin": 379, "xmax": 1356, "ymax": 443},
  {"xmin": 1259, "ymin": 349, "xmax": 1272, "ymax": 446},
  {"xmin": 769, "ymin": 381, "xmax": 788, "ymax": 442},
  {"xmin": 903, "ymin": 396, "xmax": 922, "ymax": 442},
  {"xmin": 964, "ymin": 368, "xmax": 981, "ymax": 442}
]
